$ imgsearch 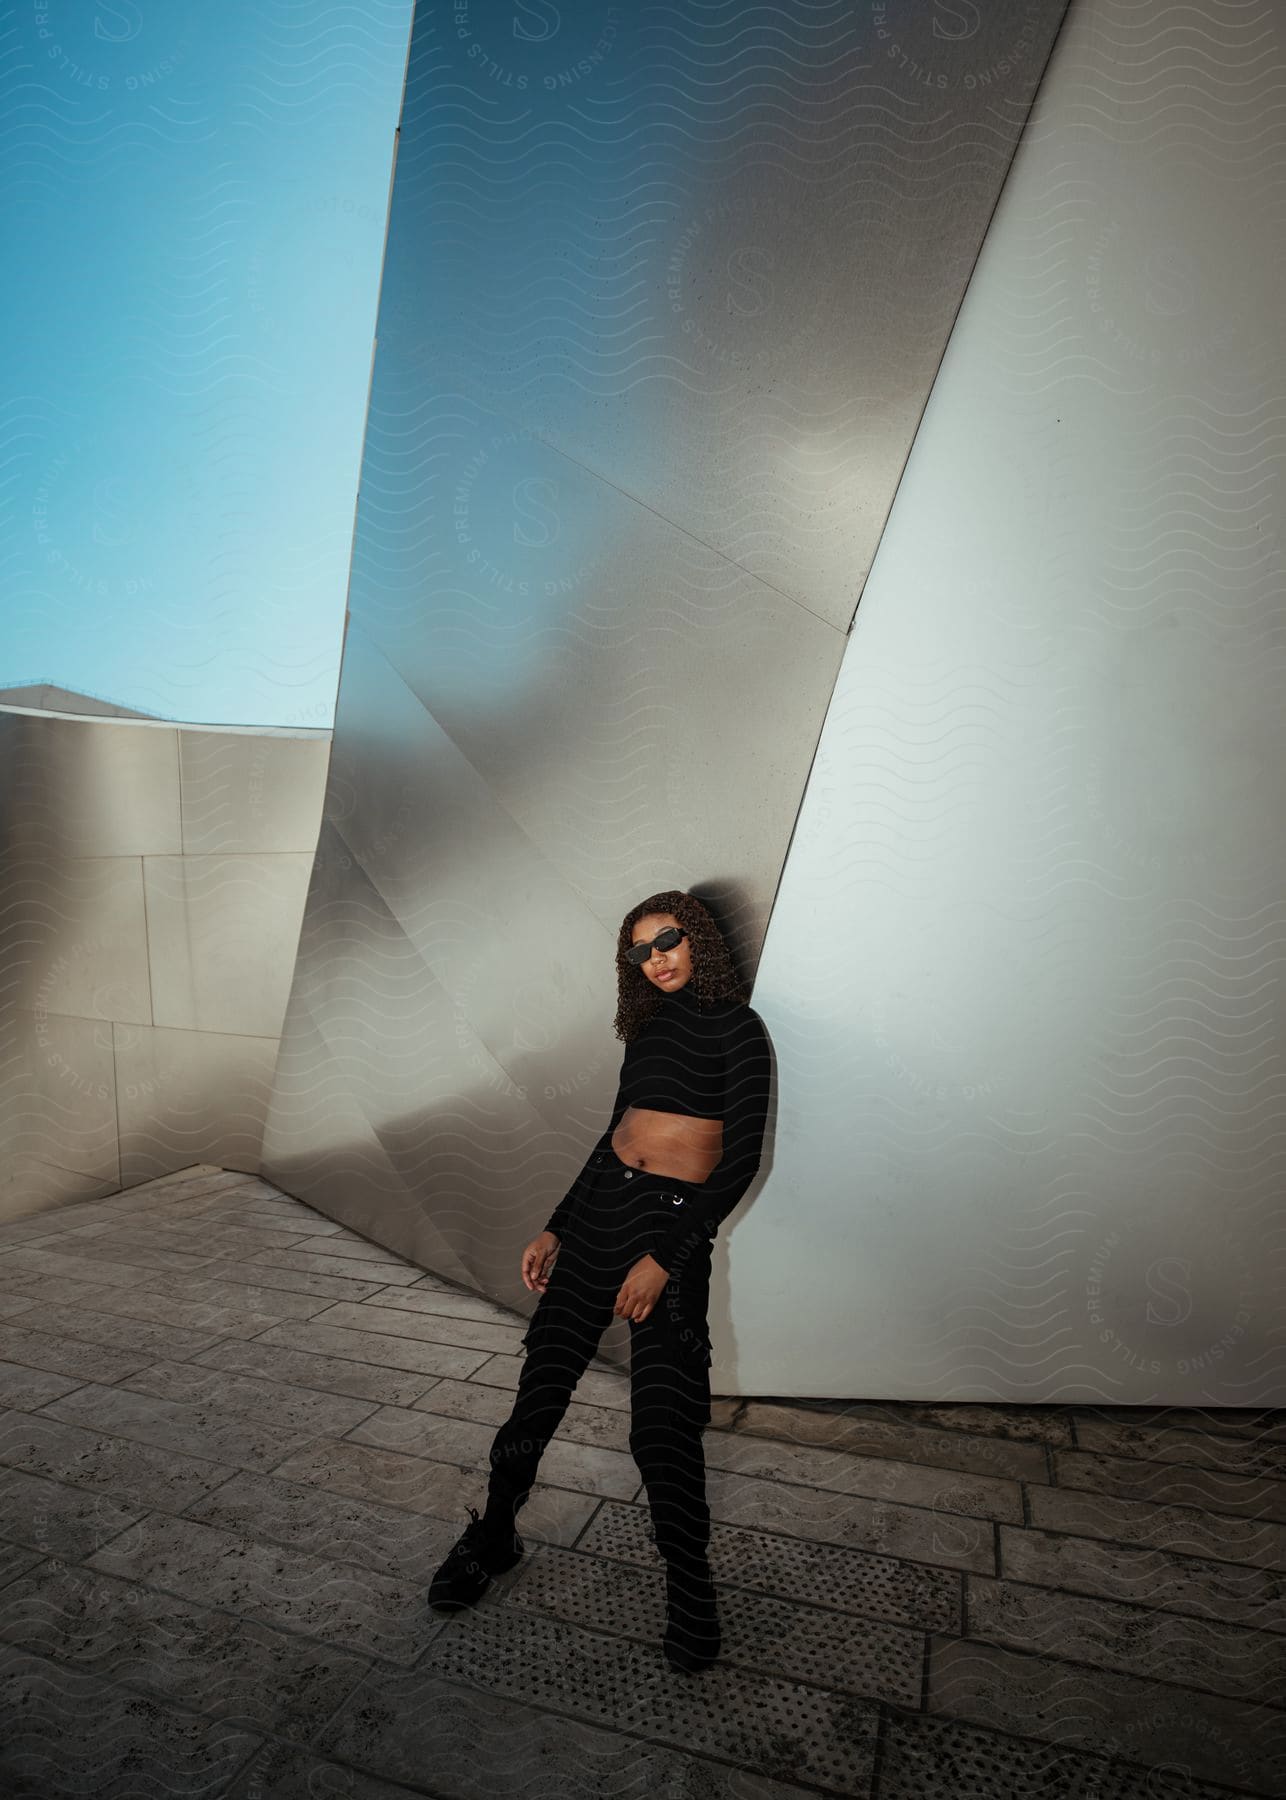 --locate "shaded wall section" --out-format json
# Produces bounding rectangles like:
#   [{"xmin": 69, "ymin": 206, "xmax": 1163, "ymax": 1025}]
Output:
[
  {"xmin": 748, "ymin": 0, "xmax": 1286, "ymax": 1405},
  {"xmin": 262, "ymin": 2, "xmax": 1071, "ymax": 1364},
  {"xmin": 0, "ymin": 707, "xmax": 330, "ymax": 1218}
]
